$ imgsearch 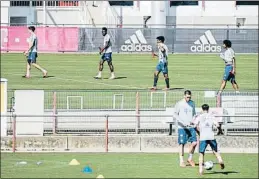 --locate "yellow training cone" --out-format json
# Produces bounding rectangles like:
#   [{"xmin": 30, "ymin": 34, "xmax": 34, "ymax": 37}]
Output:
[
  {"xmin": 69, "ymin": 159, "xmax": 80, "ymax": 165},
  {"xmin": 96, "ymin": 174, "xmax": 104, "ymax": 178}
]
